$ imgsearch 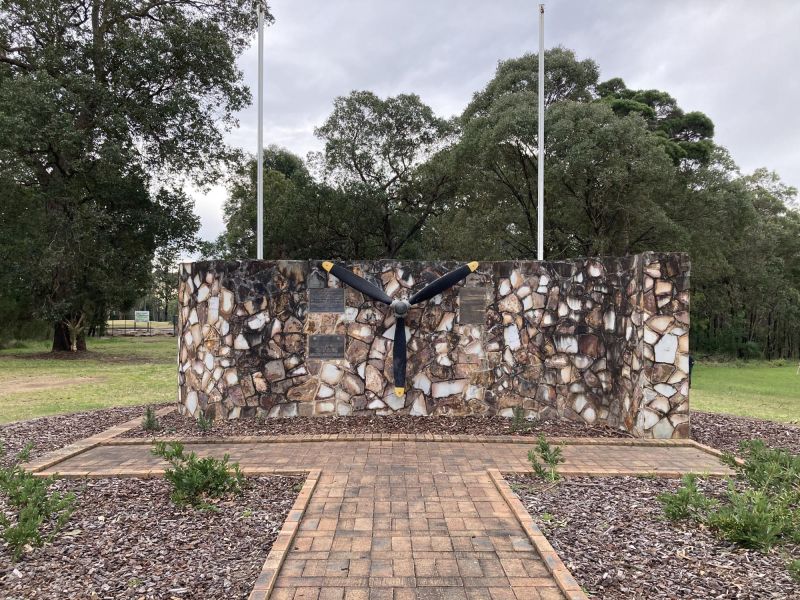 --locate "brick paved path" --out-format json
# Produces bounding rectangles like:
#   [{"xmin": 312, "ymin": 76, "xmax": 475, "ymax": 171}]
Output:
[{"xmin": 36, "ymin": 437, "xmax": 729, "ymax": 599}]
